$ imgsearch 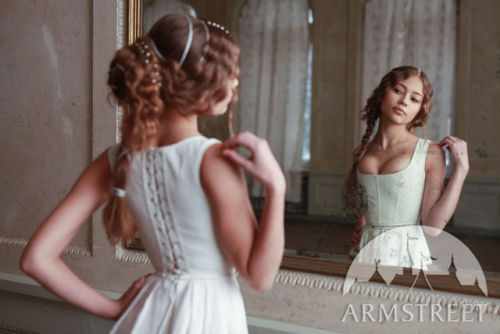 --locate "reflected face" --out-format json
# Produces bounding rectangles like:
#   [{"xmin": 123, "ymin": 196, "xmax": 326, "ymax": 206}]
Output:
[
  {"xmin": 380, "ymin": 75, "xmax": 424, "ymax": 127},
  {"xmin": 212, "ymin": 78, "xmax": 239, "ymax": 116}
]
